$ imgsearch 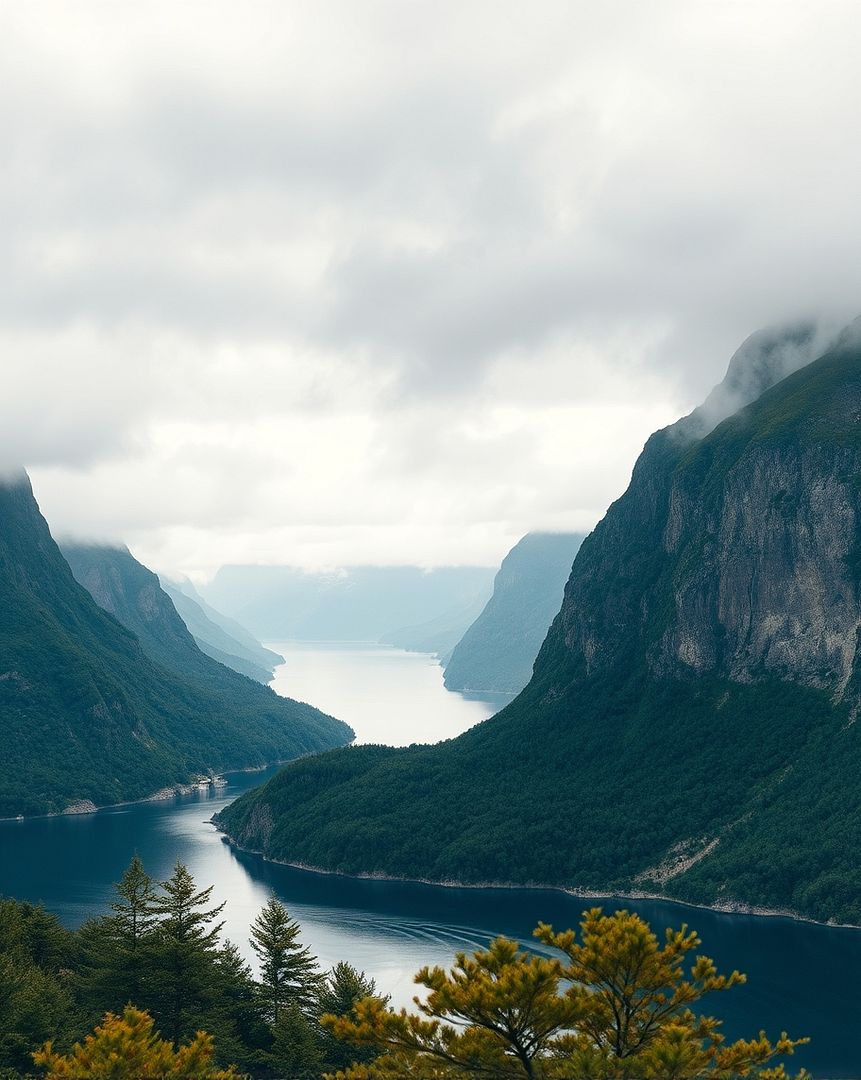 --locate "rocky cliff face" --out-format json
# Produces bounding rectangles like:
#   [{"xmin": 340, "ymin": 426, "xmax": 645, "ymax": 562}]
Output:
[
  {"xmin": 62, "ymin": 544, "xmax": 200, "ymax": 662},
  {"xmin": 541, "ymin": 322, "xmax": 857, "ymax": 692}
]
